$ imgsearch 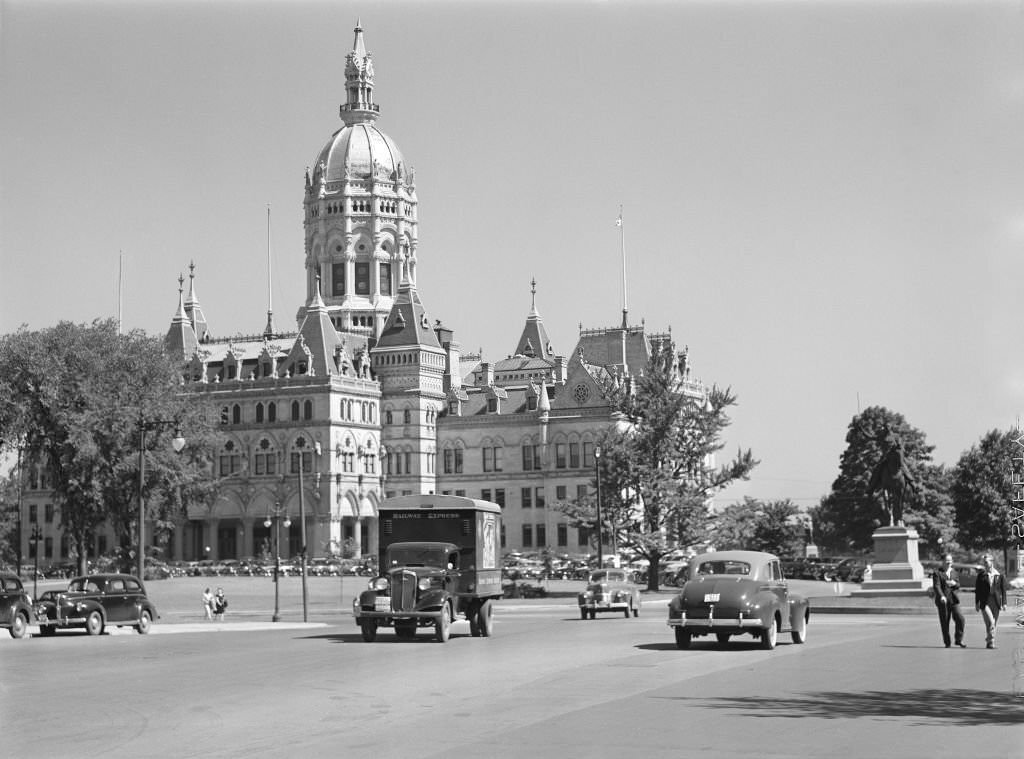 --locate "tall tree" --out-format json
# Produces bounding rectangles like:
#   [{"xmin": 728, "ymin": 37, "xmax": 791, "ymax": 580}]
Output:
[
  {"xmin": 811, "ymin": 406, "xmax": 947, "ymax": 553},
  {"xmin": 952, "ymin": 427, "xmax": 1020, "ymax": 570},
  {"xmin": 559, "ymin": 339, "xmax": 757, "ymax": 590},
  {"xmin": 0, "ymin": 320, "xmax": 219, "ymax": 574},
  {"xmin": 712, "ymin": 497, "xmax": 805, "ymax": 556}
]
